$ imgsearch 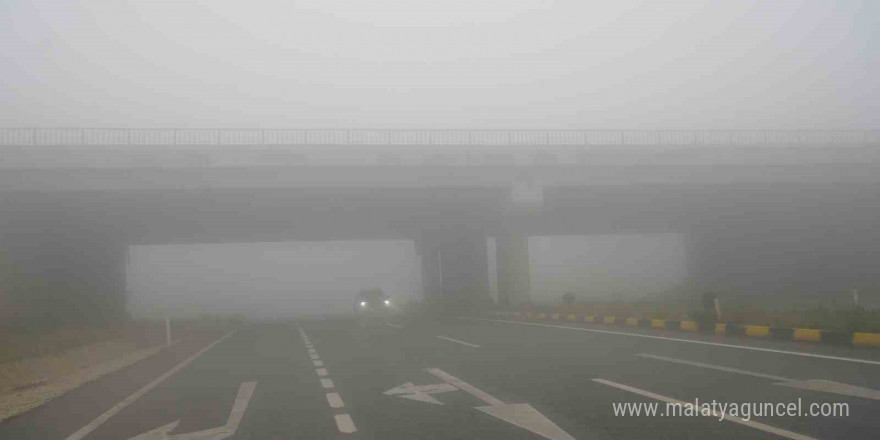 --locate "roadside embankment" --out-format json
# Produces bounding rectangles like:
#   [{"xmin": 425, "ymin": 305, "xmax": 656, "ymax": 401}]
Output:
[{"xmin": 0, "ymin": 318, "xmax": 238, "ymax": 421}]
